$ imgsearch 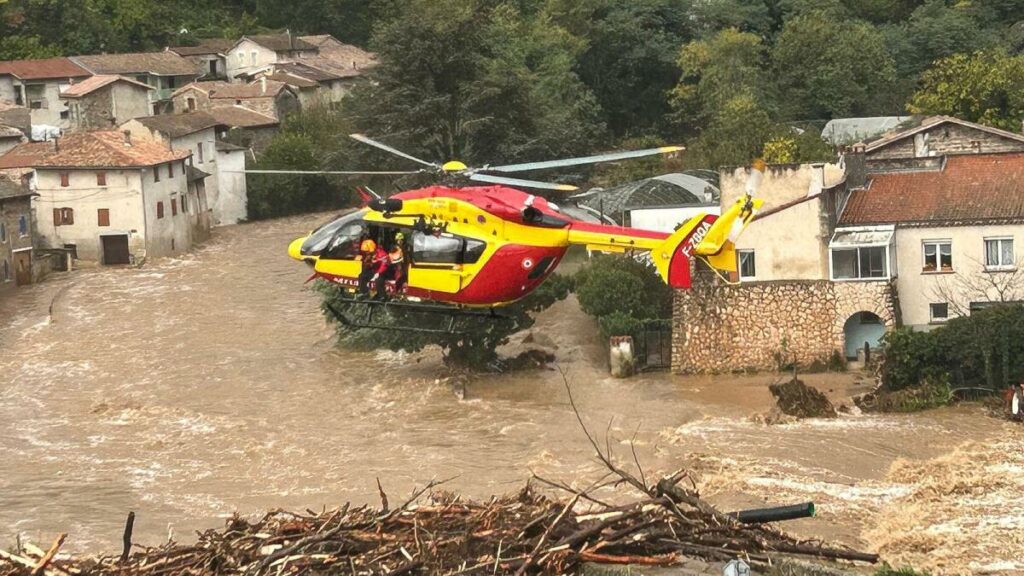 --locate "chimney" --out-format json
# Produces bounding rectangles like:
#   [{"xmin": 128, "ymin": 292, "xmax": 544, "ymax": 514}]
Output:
[
  {"xmin": 845, "ymin": 143, "xmax": 867, "ymax": 189},
  {"xmin": 260, "ymin": 76, "xmax": 267, "ymax": 94},
  {"xmin": 122, "ymin": 130, "xmax": 132, "ymax": 146}
]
